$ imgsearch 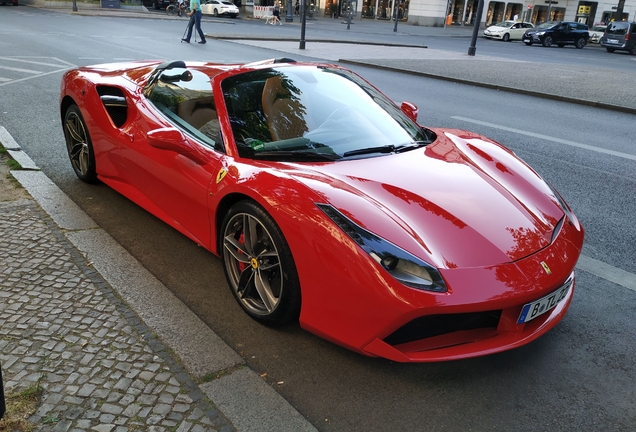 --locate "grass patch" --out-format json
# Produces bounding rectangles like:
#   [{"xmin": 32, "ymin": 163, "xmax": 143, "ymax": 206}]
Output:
[
  {"xmin": 6, "ymin": 158, "xmax": 21, "ymax": 170},
  {"xmin": 0, "ymin": 380, "xmax": 44, "ymax": 432}
]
